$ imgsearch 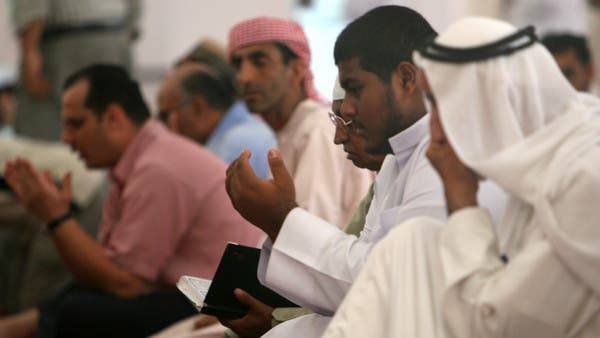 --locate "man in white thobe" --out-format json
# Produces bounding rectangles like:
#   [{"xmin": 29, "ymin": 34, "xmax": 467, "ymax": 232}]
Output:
[
  {"xmin": 225, "ymin": 7, "xmax": 506, "ymax": 338},
  {"xmin": 323, "ymin": 17, "xmax": 600, "ymax": 338}
]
